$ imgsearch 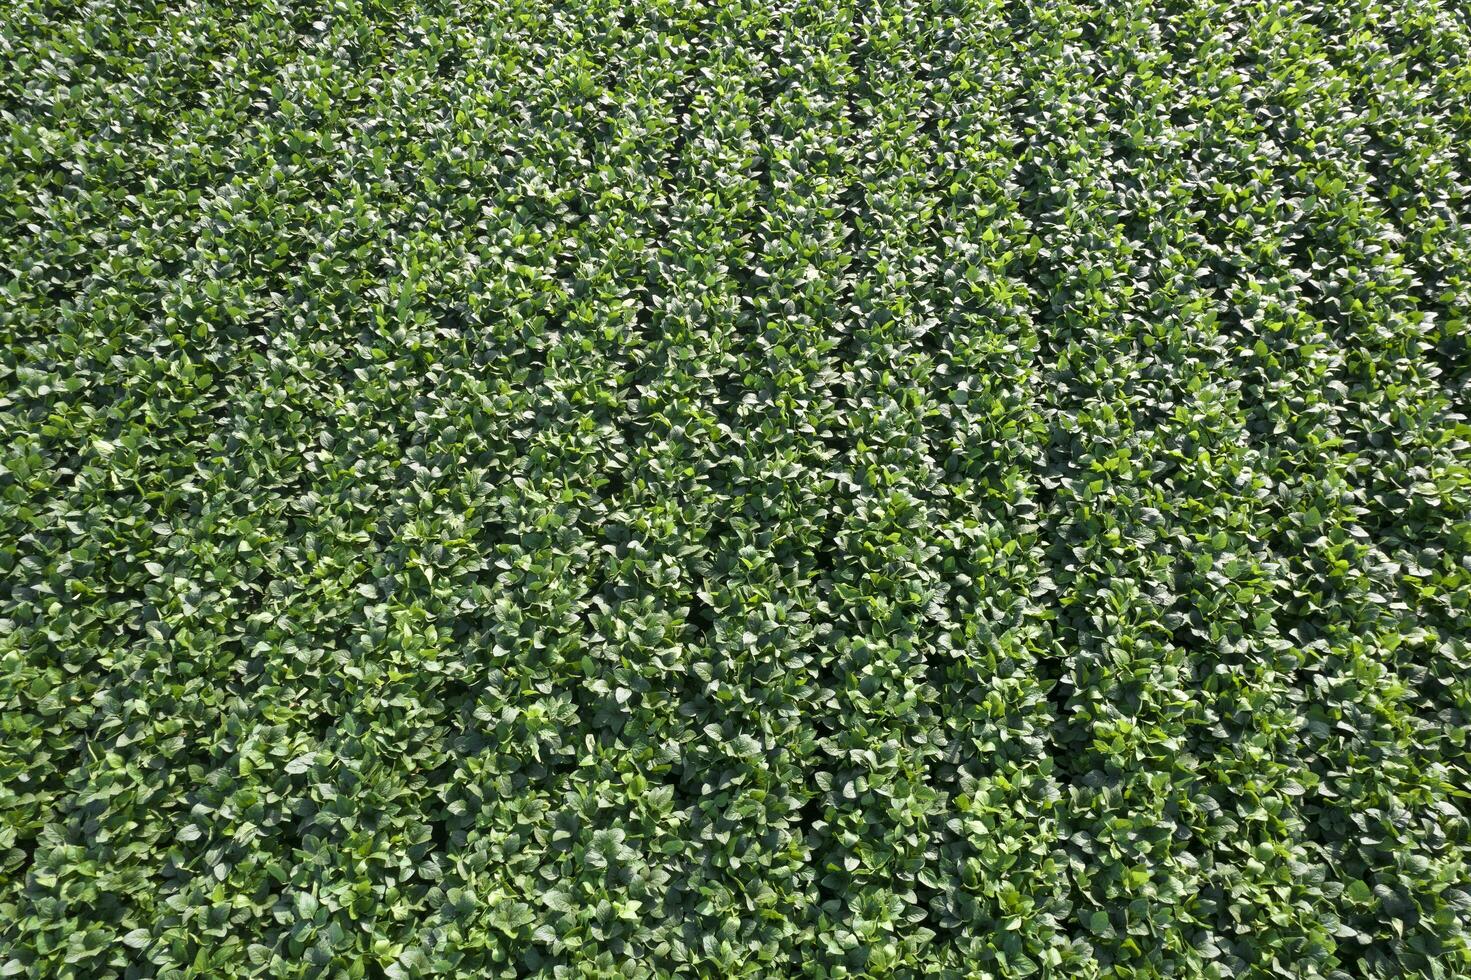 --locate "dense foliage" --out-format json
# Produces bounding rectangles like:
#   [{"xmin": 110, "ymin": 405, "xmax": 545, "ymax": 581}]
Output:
[{"xmin": 3, "ymin": 0, "xmax": 1470, "ymax": 975}]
